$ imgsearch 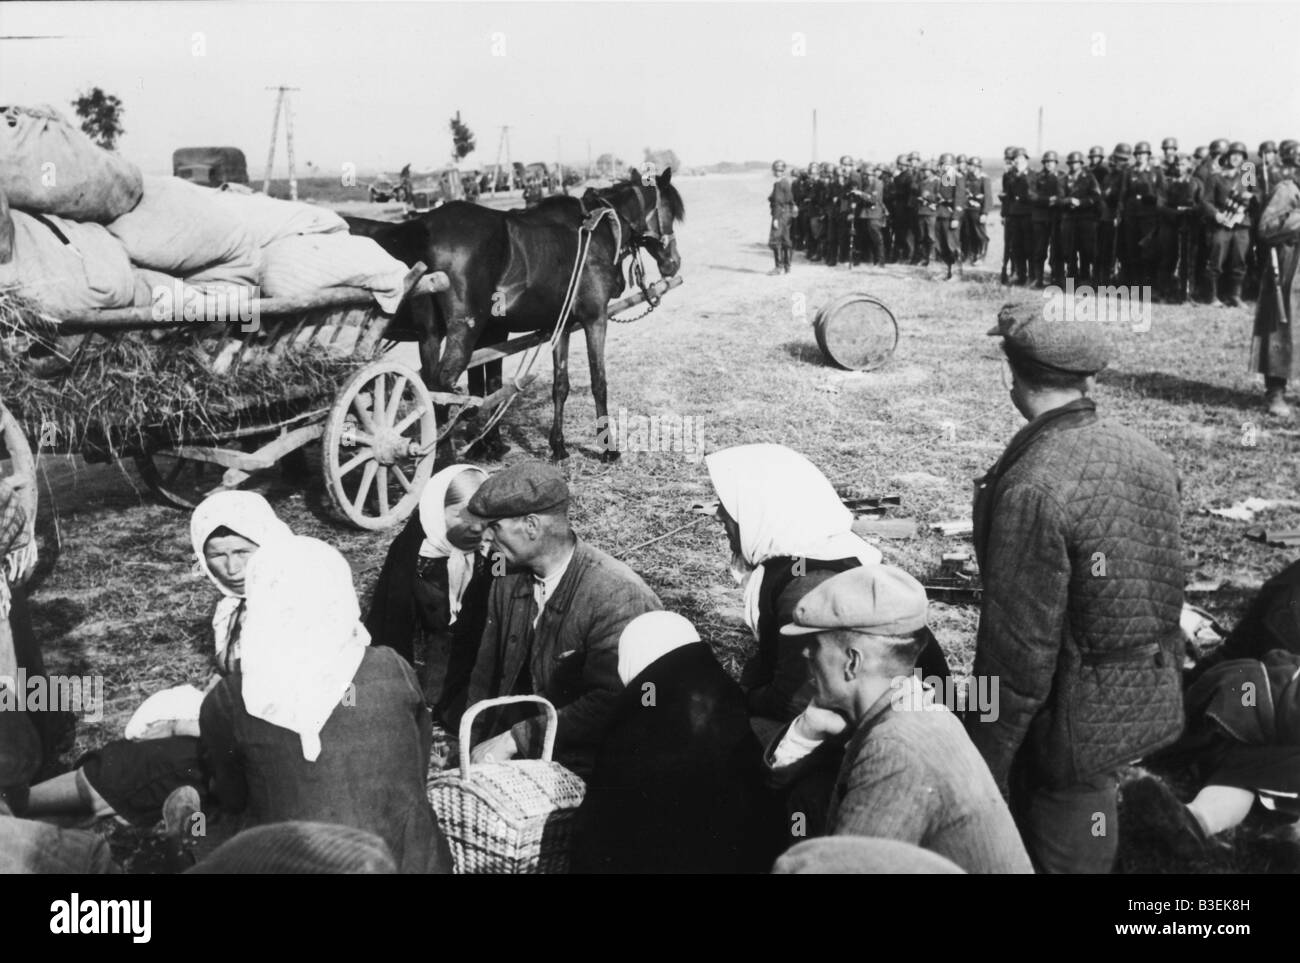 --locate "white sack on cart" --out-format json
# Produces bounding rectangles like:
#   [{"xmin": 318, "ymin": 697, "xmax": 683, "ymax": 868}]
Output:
[
  {"xmin": 0, "ymin": 210, "xmax": 135, "ymax": 314},
  {"xmin": 260, "ymin": 234, "xmax": 409, "ymax": 313},
  {"xmin": 0, "ymin": 104, "xmax": 143, "ymax": 223},
  {"xmin": 209, "ymin": 188, "xmax": 348, "ymax": 247},
  {"xmin": 107, "ymin": 176, "xmax": 260, "ymax": 290}
]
